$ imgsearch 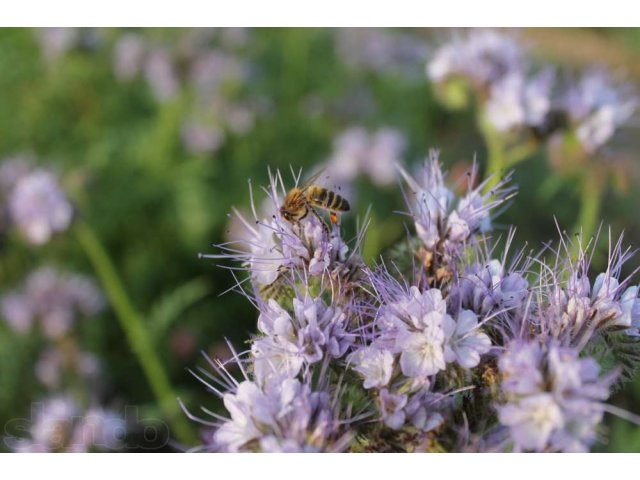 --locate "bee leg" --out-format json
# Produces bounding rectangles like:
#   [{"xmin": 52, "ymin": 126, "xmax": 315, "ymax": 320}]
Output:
[
  {"xmin": 310, "ymin": 208, "xmax": 330, "ymax": 235},
  {"xmin": 330, "ymin": 212, "xmax": 339, "ymax": 225}
]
